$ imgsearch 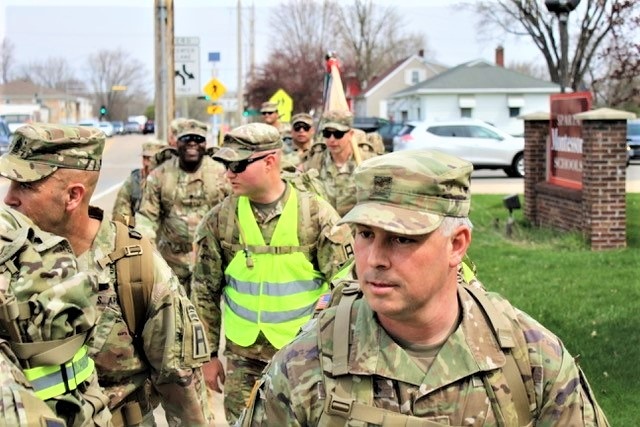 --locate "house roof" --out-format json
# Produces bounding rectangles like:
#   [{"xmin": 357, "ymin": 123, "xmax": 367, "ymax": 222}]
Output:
[
  {"xmin": 0, "ymin": 80, "xmax": 67, "ymax": 99},
  {"xmin": 361, "ymin": 54, "xmax": 448, "ymax": 98},
  {"xmin": 391, "ymin": 59, "xmax": 560, "ymax": 97}
]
